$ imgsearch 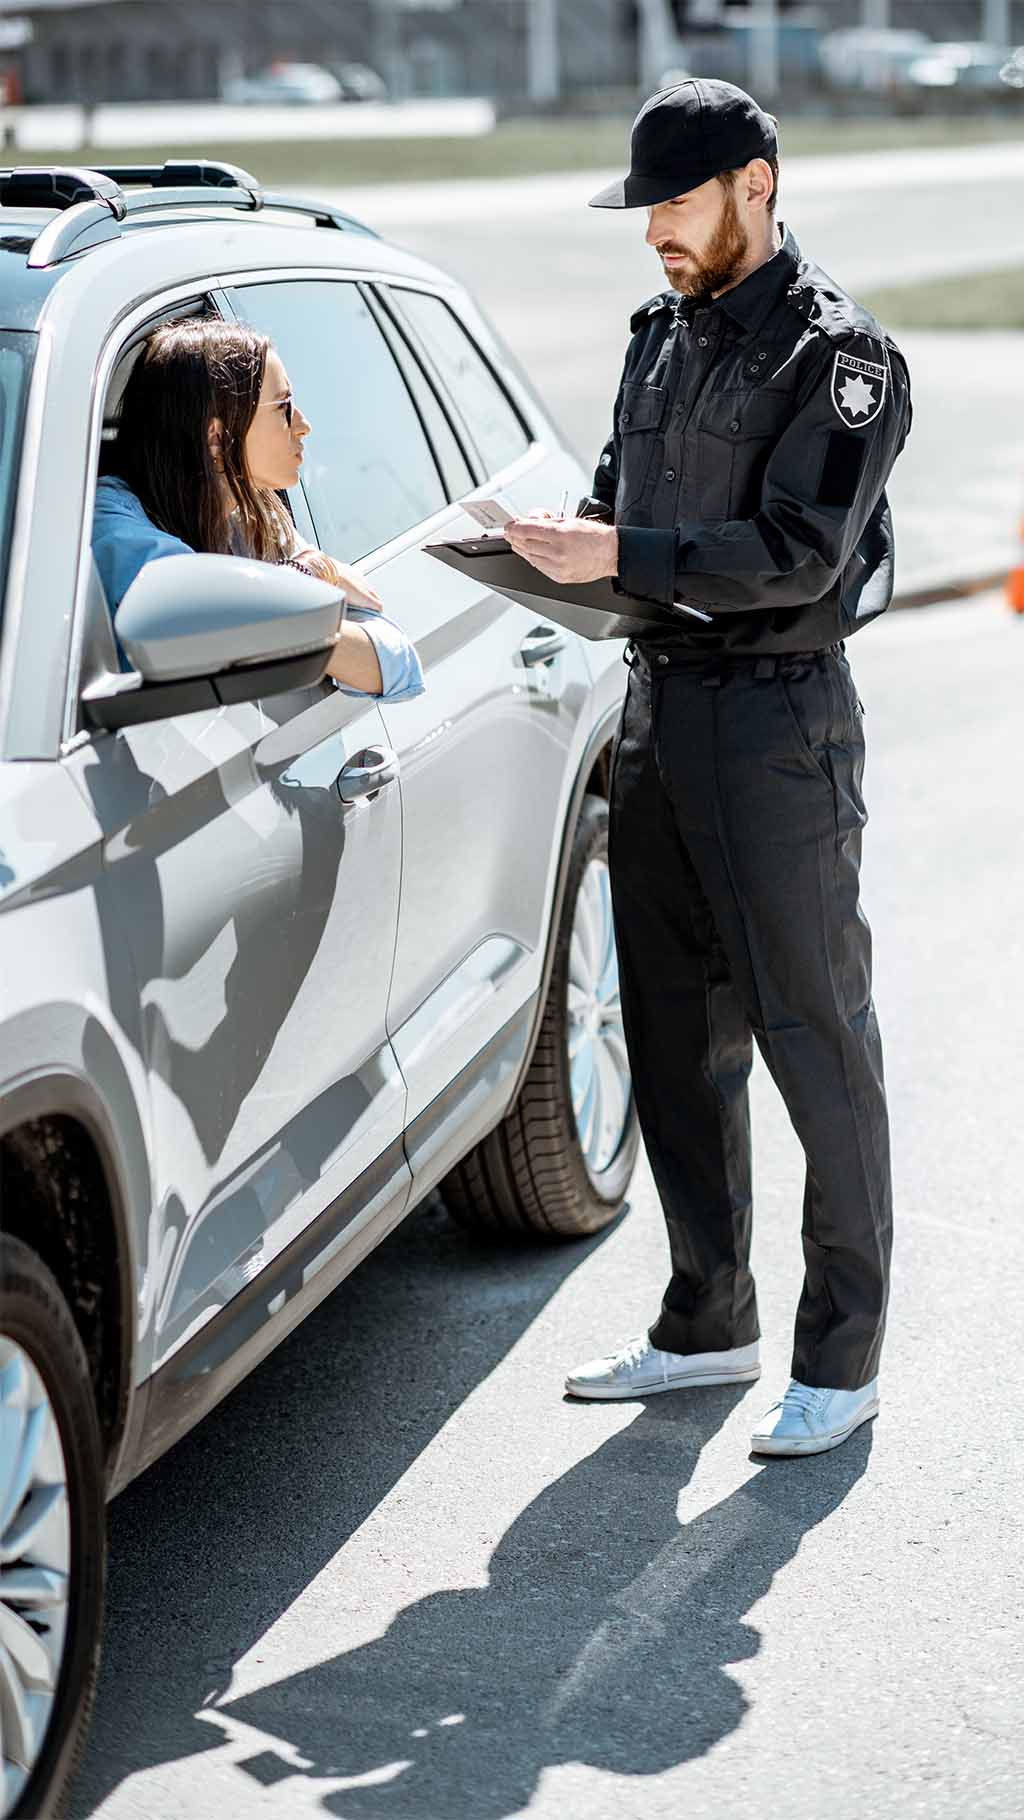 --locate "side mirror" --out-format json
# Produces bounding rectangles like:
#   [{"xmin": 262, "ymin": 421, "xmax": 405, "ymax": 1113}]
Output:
[{"xmin": 82, "ymin": 553, "xmax": 345, "ymax": 731}]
